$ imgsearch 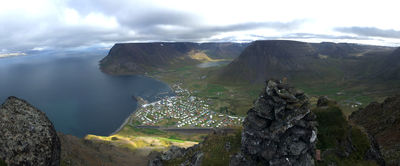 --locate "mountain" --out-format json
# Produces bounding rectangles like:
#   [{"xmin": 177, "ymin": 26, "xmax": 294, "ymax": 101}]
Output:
[
  {"xmin": 350, "ymin": 95, "xmax": 400, "ymax": 166},
  {"xmin": 99, "ymin": 42, "xmax": 247, "ymax": 75},
  {"xmin": 218, "ymin": 40, "xmax": 321, "ymax": 83},
  {"xmin": 218, "ymin": 40, "xmax": 395, "ymax": 84},
  {"xmin": 375, "ymin": 48, "xmax": 400, "ymax": 80}
]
